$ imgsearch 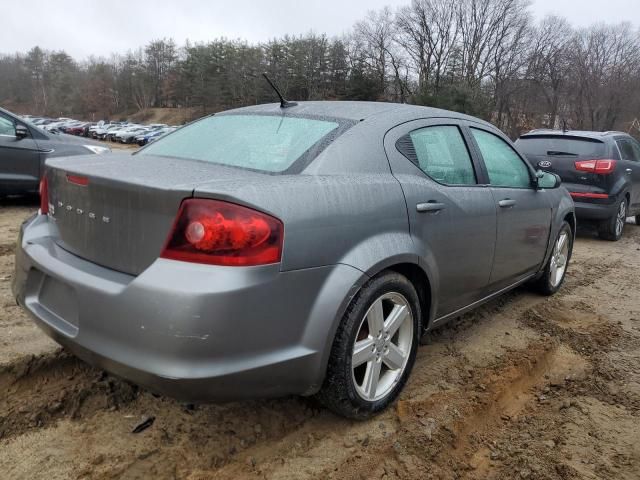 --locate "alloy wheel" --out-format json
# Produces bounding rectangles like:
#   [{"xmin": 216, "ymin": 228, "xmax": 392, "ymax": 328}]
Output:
[
  {"xmin": 616, "ymin": 201, "xmax": 626, "ymax": 237},
  {"xmin": 351, "ymin": 292, "xmax": 413, "ymax": 402},
  {"xmin": 549, "ymin": 230, "xmax": 570, "ymax": 287}
]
